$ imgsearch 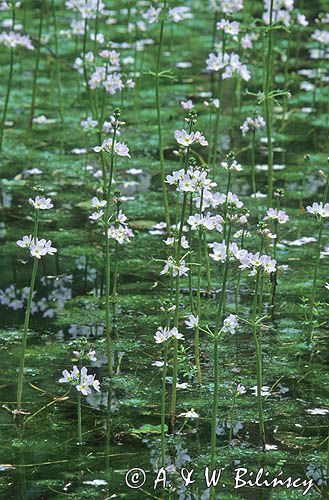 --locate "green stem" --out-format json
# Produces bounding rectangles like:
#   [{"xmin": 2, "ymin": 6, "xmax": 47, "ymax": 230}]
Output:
[
  {"xmin": 252, "ymin": 269, "xmax": 266, "ymax": 449},
  {"xmin": 195, "ymin": 190, "xmax": 204, "ymax": 385},
  {"xmin": 155, "ymin": 0, "xmax": 170, "ymax": 232},
  {"xmin": 229, "ymin": 392, "xmax": 236, "ymax": 446},
  {"xmin": 0, "ymin": 48, "xmax": 14, "ymax": 152},
  {"xmin": 104, "ymin": 129, "xmax": 117, "ymax": 377},
  {"xmin": 169, "ymin": 193, "xmax": 187, "ymax": 433},
  {"xmin": 211, "ymin": 34, "xmax": 226, "ymax": 174},
  {"xmin": 161, "ymin": 345, "xmax": 168, "ymax": 466},
  {"xmin": 264, "ymin": 0, "xmax": 274, "ymax": 208},
  {"xmin": 235, "ymin": 228, "xmax": 245, "ymax": 313},
  {"xmin": 29, "ymin": 2, "xmax": 43, "ymax": 128},
  {"xmin": 308, "ymin": 219, "xmax": 323, "ymax": 340},
  {"xmin": 17, "ymin": 212, "xmax": 39, "ymax": 410},
  {"xmin": 77, "ymin": 389, "xmax": 82, "ymax": 444},
  {"xmin": 251, "ymin": 129, "xmax": 259, "ymax": 219},
  {"xmin": 51, "ymin": 0, "xmax": 64, "ymax": 129},
  {"xmin": 93, "ymin": 0, "xmax": 100, "ymax": 57},
  {"xmin": 210, "ymin": 223, "xmax": 232, "ymax": 485}
]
